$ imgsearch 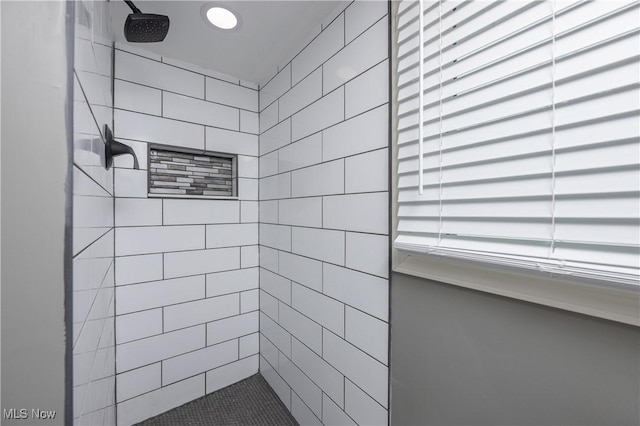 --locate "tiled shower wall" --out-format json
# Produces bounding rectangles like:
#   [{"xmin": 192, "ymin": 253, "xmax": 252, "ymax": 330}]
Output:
[
  {"xmin": 112, "ymin": 44, "xmax": 261, "ymax": 425},
  {"xmin": 72, "ymin": 1, "xmax": 116, "ymax": 424},
  {"xmin": 258, "ymin": 1, "xmax": 391, "ymax": 425}
]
